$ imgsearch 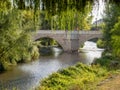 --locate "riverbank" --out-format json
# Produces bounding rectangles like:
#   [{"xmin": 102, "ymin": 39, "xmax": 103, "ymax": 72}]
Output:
[
  {"xmin": 36, "ymin": 55, "xmax": 120, "ymax": 90},
  {"xmin": 97, "ymin": 73, "xmax": 120, "ymax": 90}
]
